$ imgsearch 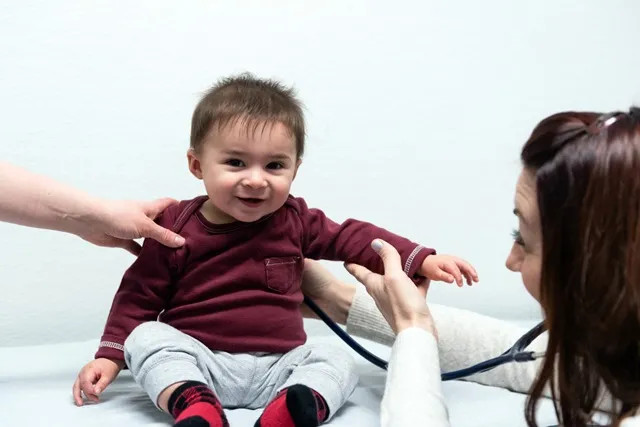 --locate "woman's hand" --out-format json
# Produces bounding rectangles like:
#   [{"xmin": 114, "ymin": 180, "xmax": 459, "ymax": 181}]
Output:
[
  {"xmin": 345, "ymin": 239, "xmax": 437, "ymax": 336},
  {"xmin": 0, "ymin": 162, "xmax": 185, "ymax": 255},
  {"xmin": 76, "ymin": 198, "xmax": 186, "ymax": 255}
]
